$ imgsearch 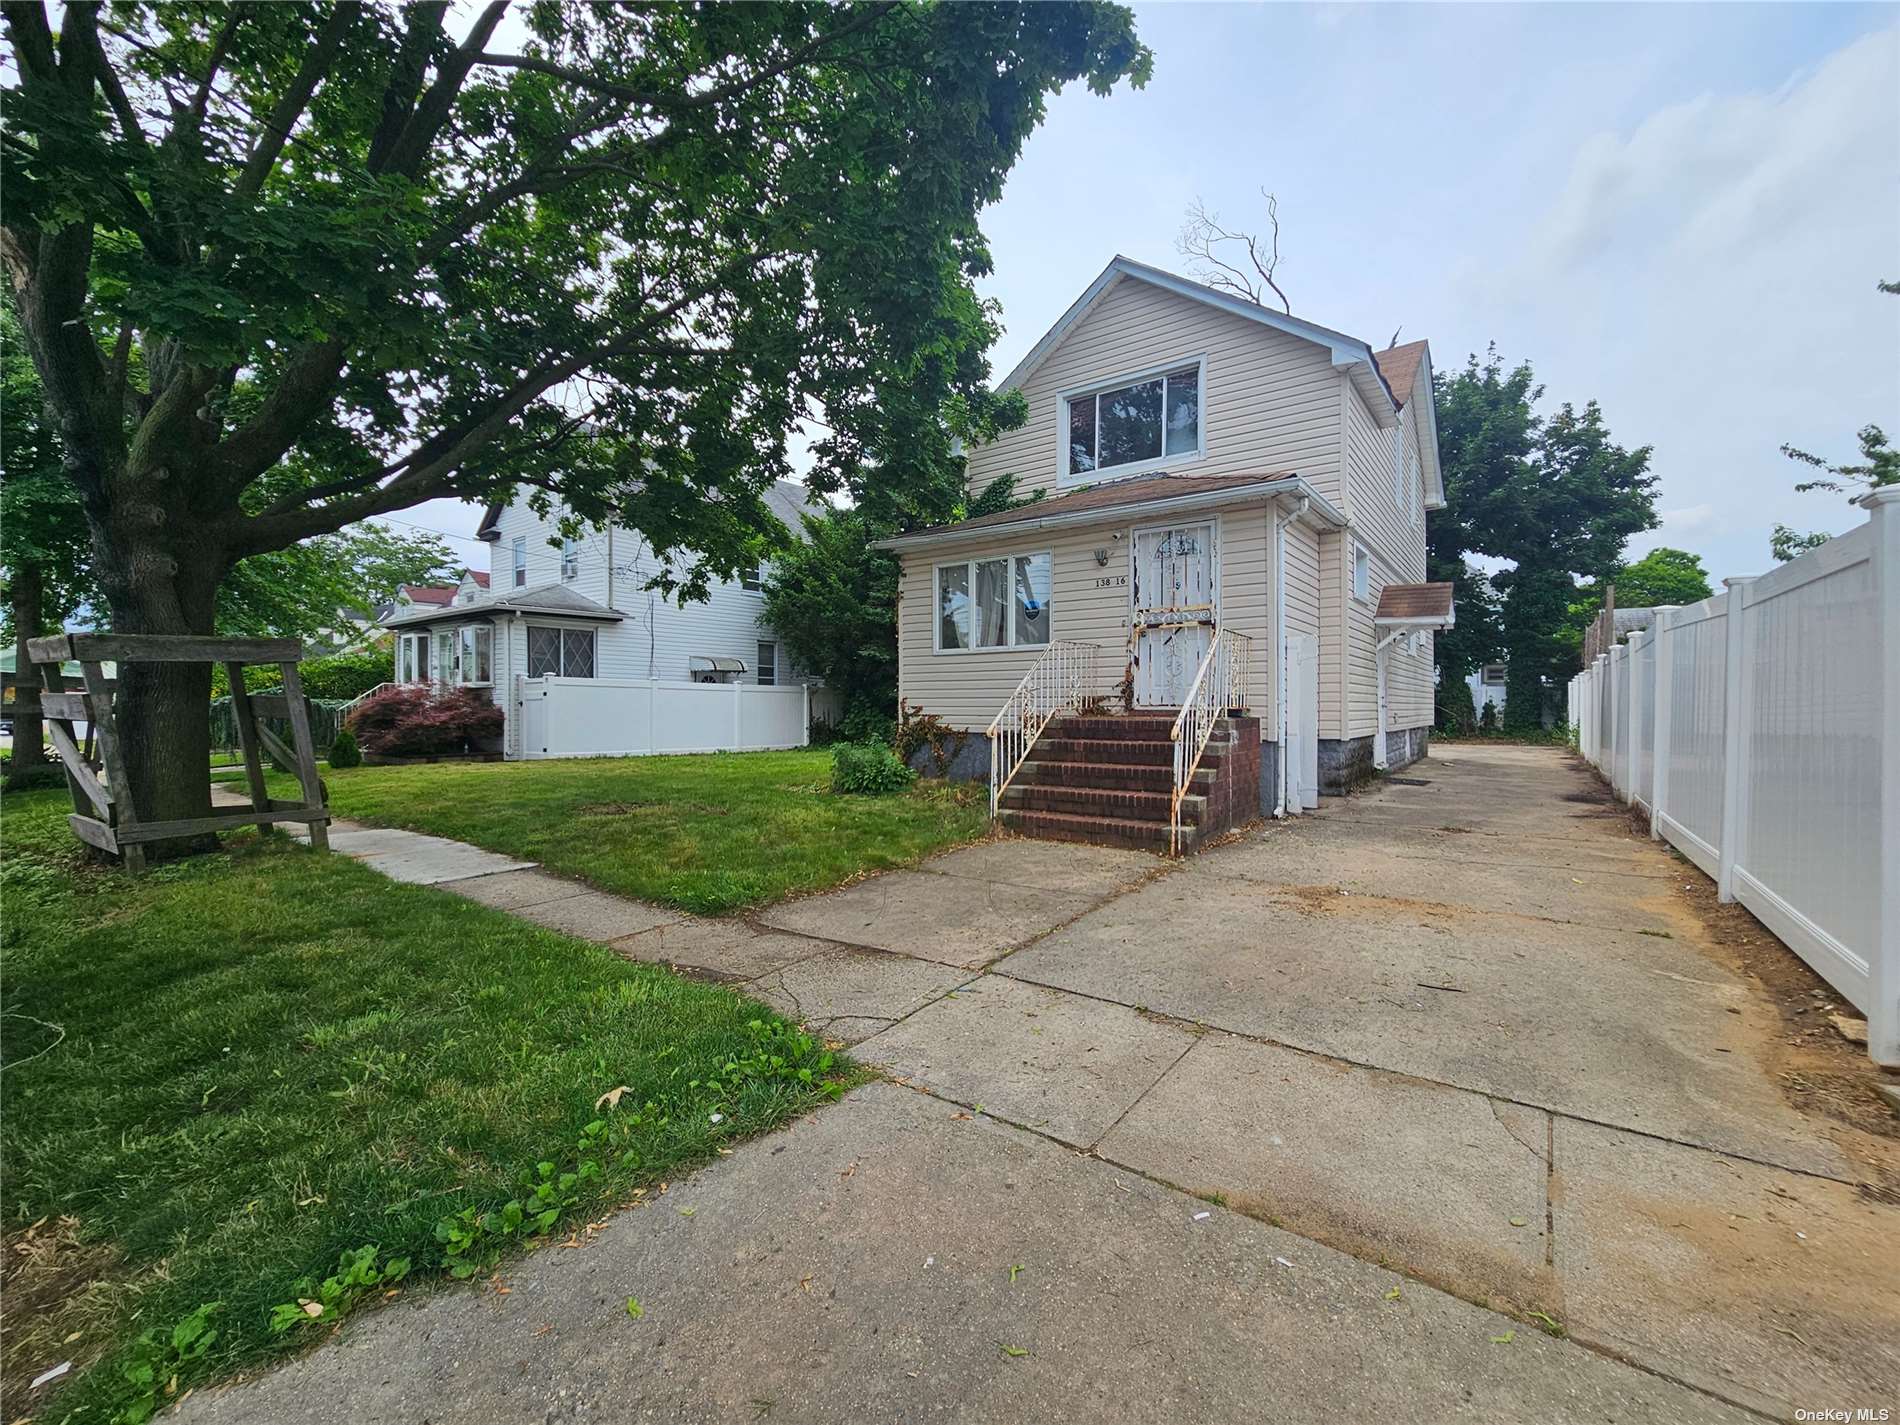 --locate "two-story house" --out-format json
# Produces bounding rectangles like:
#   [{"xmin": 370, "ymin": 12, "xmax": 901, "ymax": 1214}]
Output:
[
  {"xmin": 875, "ymin": 255, "xmax": 1454, "ymax": 851},
  {"xmin": 378, "ymin": 480, "xmax": 832, "ymax": 759}
]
